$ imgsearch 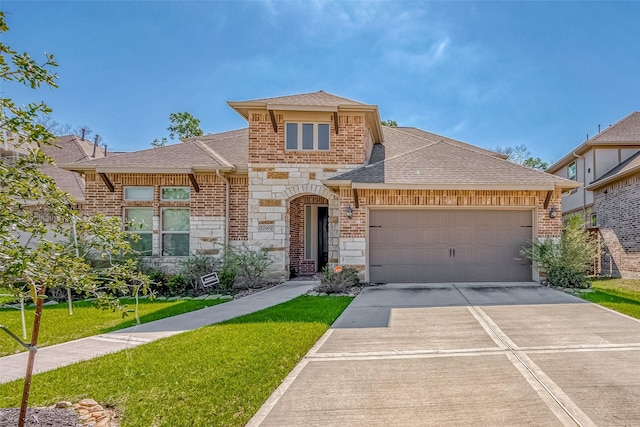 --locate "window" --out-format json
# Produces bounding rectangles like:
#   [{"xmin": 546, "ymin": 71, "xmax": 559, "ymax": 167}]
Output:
[
  {"xmin": 124, "ymin": 208, "xmax": 153, "ymax": 255},
  {"xmin": 124, "ymin": 186, "xmax": 153, "ymax": 201},
  {"xmin": 568, "ymin": 162, "xmax": 577, "ymax": 181},
  {"xmin": 161, "ymin": 208, "xmax": 190, "ymax": 256},
  {"xmin": 161, "ymin": 187, "xmax": 190, "ymax": 201},
  {"xmin": 285, "ymin": 123, "xmax": 330, "ymax": 151}
]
